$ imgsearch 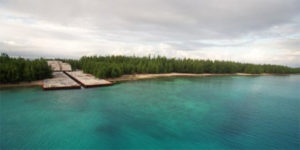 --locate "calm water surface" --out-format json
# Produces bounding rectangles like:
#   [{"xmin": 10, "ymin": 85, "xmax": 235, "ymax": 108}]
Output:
[{"xmin": 1, "ymin": 75, "xmax": 300, "ymax": 150}]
